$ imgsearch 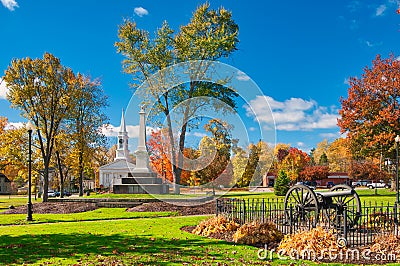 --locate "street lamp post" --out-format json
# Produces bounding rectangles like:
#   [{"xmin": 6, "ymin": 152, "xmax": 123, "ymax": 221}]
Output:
[
  {"xmin": 395, "ymin": 135, "xmax": 400, "ymax": 204},
  {"xmin": 26, "ymin": 121, "xmax": 35, "ymax": 221}
]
